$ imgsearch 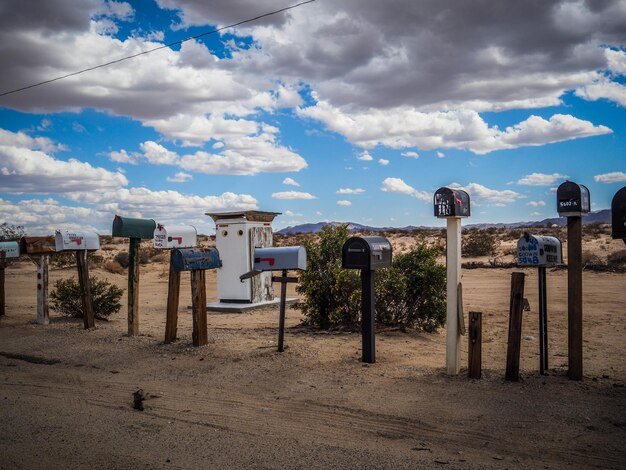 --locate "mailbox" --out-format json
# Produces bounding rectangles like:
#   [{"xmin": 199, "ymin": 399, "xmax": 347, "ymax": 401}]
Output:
[
  {"xmin": 54, "ymin": 230, "xmax": 100, "ymax": 251},
  {"xmin": 153, "ymin": 224, "xmax": 197, "ymax": 249},
  {"xmin": 0, "ymin": 241, "xmax": 20, "ymax": 258},
  {"xmin": 434, "ymin": 187, "xmax": 470, "ymax": 218},
  {"xmin": 517, "ymin": 234, "xmax": 563, "ymax": 267},
  {"xmin": 253, "ymin": 246, "xmax": 307, "ymax": 272},
  {"xmin": 112, "ymin": 215, "xmax": 156, "ymax": 239},
  {"xmin": 557, "ymin": 181, "xmax": 590, "ymax": 217},
  {"xmin": 342, "ymin": 236, "xmax": 392, "ymax": 270},
  {"xmin": 611, "ymin": 186, "xmax": 626, "ymax": 241},
  {"xmin": 171, "ymin": 248, "xmax": 221, "ymax": 272},
  {"xmin": 20, "ymin": 236, "xmax": 56, "ymax": 255}
]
